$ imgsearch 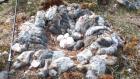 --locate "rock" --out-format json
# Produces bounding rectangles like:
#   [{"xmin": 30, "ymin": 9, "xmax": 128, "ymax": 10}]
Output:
[
  {"xmin": 84, "ymin": 35, "xmax": 97, "ymax": 47},
  {"xmin": 52, "ymin": 51, "xmax": 65, "ymax": 60},
  {"xmin": 38, "ymin": 50, "xmax": 53, "ymax": 60},
  {"xmin": 64, "ymin": 33, "xmax": 70, "ymax": 38},
  {"xmin": 96, "ymin": 44, "xmax": 118, "ymax": 55},
  {"xmin": 0, "ymin": 0, "xmax": 8, "ymax": 4},
  {"xmin": 89, "ymin": 57, "xmax": 106, "ymax": 76},
  {"xmin": 48, "ymin": 14, "xmax": 63, "ymax": 34},
  {"xmin": 67, "ymin": 3, "xmax": 81, "ymax": 19},
  {"xmin": 85, "ymin": 26, "xmax": 109, "ymax": 36},
  {"xmin": 117, "ymin": 0, "xmax": 140, "ymax": 10},
  {"xmin": 95, "ymin": 16, "xmax": 105, "ymax": 26},
  {"xmin": 38, "ymin": 70, "xmax": 48, "ymax": 78},
  {"xmin": 95, "ymin": 34, "xmax": 123, "ymax": 55},
  {"xmin": 90, "ymin": 55, "xmax": 117, "ymax": 66},
  {"xmin": 57, "ymin": 35, "xmax": 64, "ymax": 42},
  {"xmin": 49, "ymin": 69, "xmax": 57, "ymax": 77},
  {"xmin": 32, "ymin": 50, "xmax": 65, "ymax": 68},
  {"xmin": 30, "ymin": 60, "xmax": 41, "ymax": 68},
  {"xmin": 17, "ymin": 21, "xmax": 47, "ymax": 45},
  {"xmin": 59, "ymin": 36, "xmax": 75, "ymax": 49},
  {"xmin": 13, "ymin": 51, "xmax": 34, "ymax": 69},
  {"xmin": 67, "ymin": 3, "xmax": 92, "ymax": 19},
  {"xmin": 59, "ymin": 38, "xmax": 67, "ymax": 48},
  {"xmin": 0, "ymin": 0, "xmax": 5, "ymax": 2},
  {"xmin": 37, "ymin": 59, "xmax": 49, "ymax": 78},
  {"xmin": 77, "ymin": 48, "xmax": 92, "ymax": 64},
  {"xmin": 90, "ymin": 41, "xmax": 101, "ymax": 50},
  {"xmin": 71, "ymin": 32, "xmax": 83, "ymax": 41},
  {"xmin": 35, "ymin": 11, "xmax": 46, "ymax": 28},
  {"xmin": 65, "ymin": 37, "xmax": 75, "ymax": 48},
  {"xmin": 75, "ymin": 14, "xmax": 94, "ymax": 33},
  {"xmin": 11, "ymin": 43, "xmax": 28, "ymax": 52},
  {"xmin": 74, "ymin": 40, "xmax": 84, "ymax": 50},
  {"xmin": 45, "ymin": 6, "xmax": 58, "ymax": 20},
  {"xmin": 86, "ymin": 70, "xmax": 98, "ymax": 79},
  {"xmin": 49, "ymin": 57, "xmax": 74, "ymax": 76},
  {"xmin": 0, "ymin": 71, "xmax": 8, "ymax": 79},
  {"xmin": 97, "ymin": 37, "xmax": 113, "ymax": 47}
]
